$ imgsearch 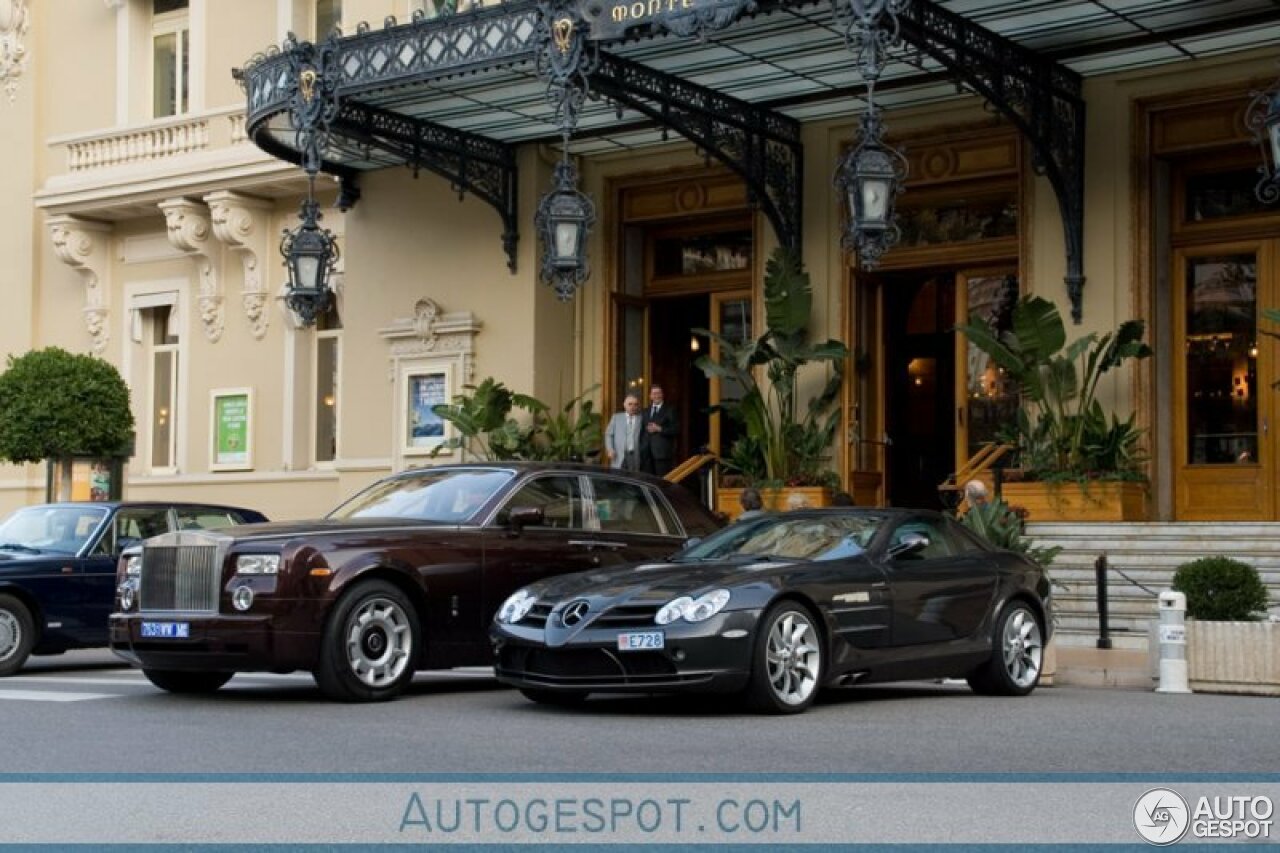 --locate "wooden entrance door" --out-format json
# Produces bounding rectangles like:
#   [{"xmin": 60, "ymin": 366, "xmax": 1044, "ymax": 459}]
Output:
[
  {"xmin": 1174, "ymin": 241, "xmax": 1279, "ymax": 520},
  {"xmin": 857, "ymin": 267, "xmax": 1017, "ymax": 509},
  {"xmin": 708, "ymin": 290, "xmax": 752, "ymax": 455},
  {"xmin": 955, "ymin": 268, "xmax": 1020, "ymax": 473}
]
